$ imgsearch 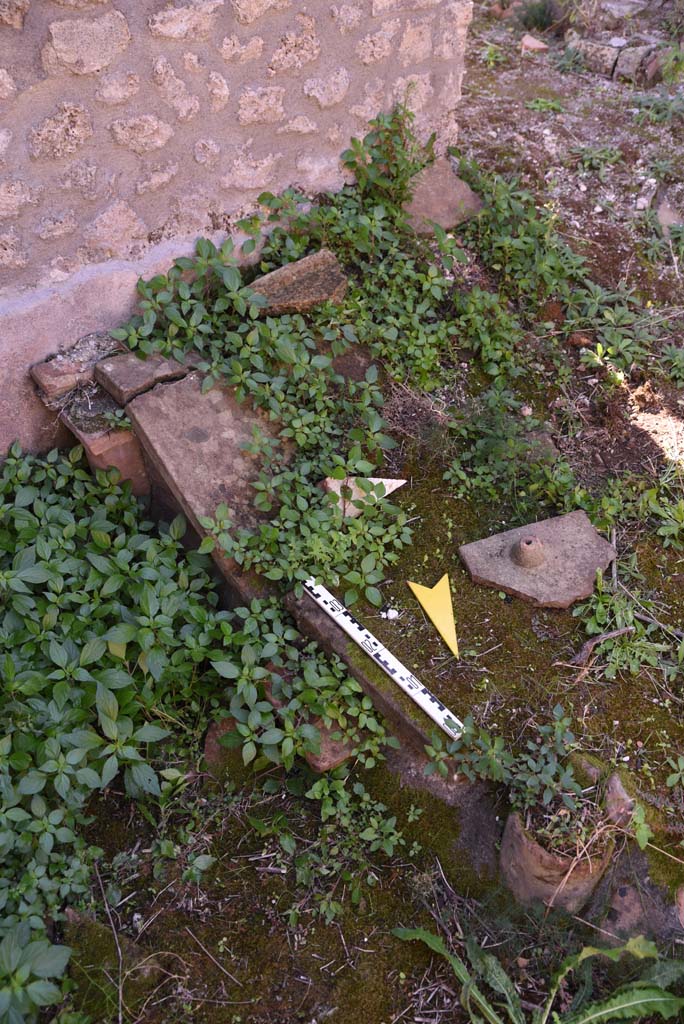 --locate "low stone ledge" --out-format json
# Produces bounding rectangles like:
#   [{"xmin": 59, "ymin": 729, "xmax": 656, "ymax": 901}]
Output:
[
  {"xmin": 251, "ymin": 248, "xmax": 347, "ymax": 315},
  {"xmin": 95, "ymin": 350, "xmax": 188, "ymax": 405},
  {"xmin": 30, "ymin": 331, "xmax": 122, "ymax": 406}
]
